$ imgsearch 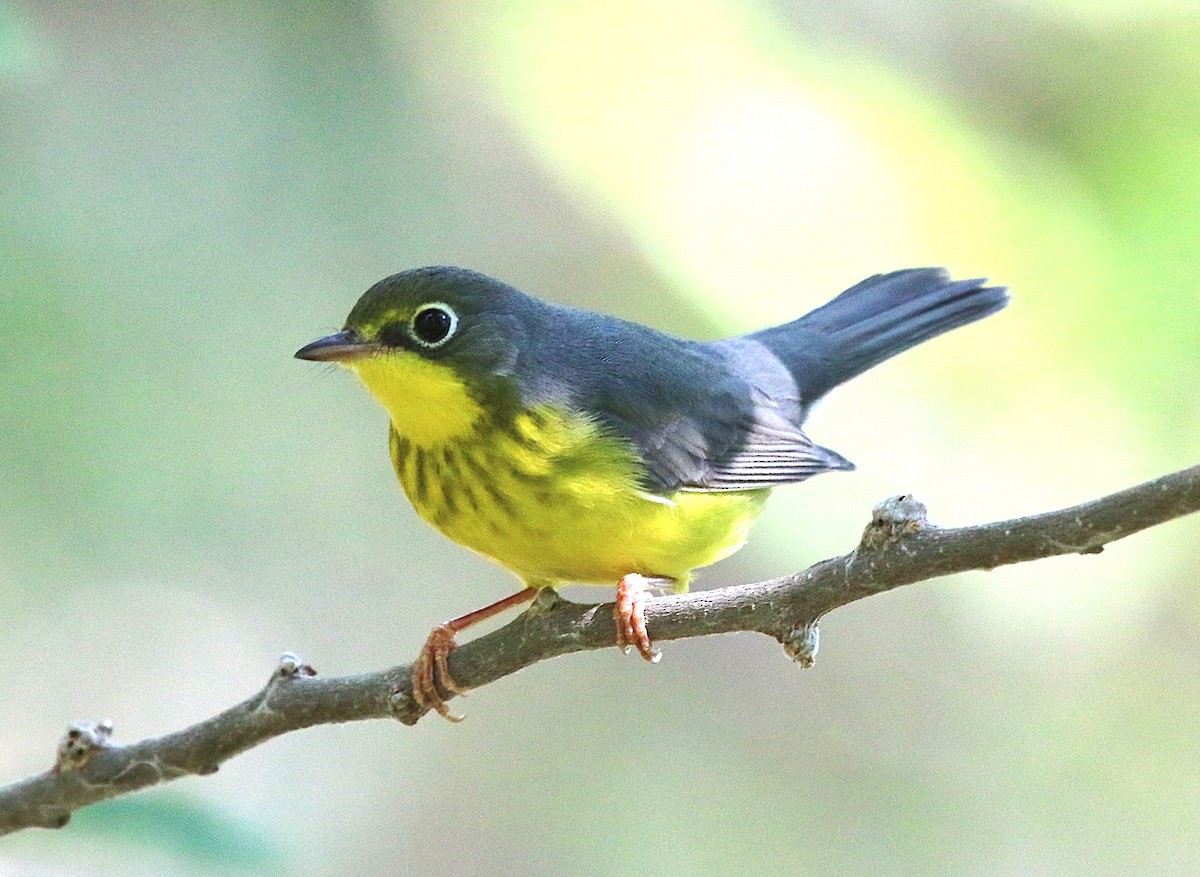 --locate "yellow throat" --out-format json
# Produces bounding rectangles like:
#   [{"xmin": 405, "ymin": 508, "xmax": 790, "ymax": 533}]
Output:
[{"xmin": 349, "ymin": 352, "xmax": 483, "ymax": 446}]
